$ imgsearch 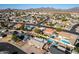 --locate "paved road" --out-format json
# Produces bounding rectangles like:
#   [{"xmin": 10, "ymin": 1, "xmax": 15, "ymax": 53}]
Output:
[
  {"xmin": 0, "ymin": 42, "xmax": 26, "ymax": 54},
  {"xmin": 70, "ymin": 24, "xmax": 79, "ymax": 33}
]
